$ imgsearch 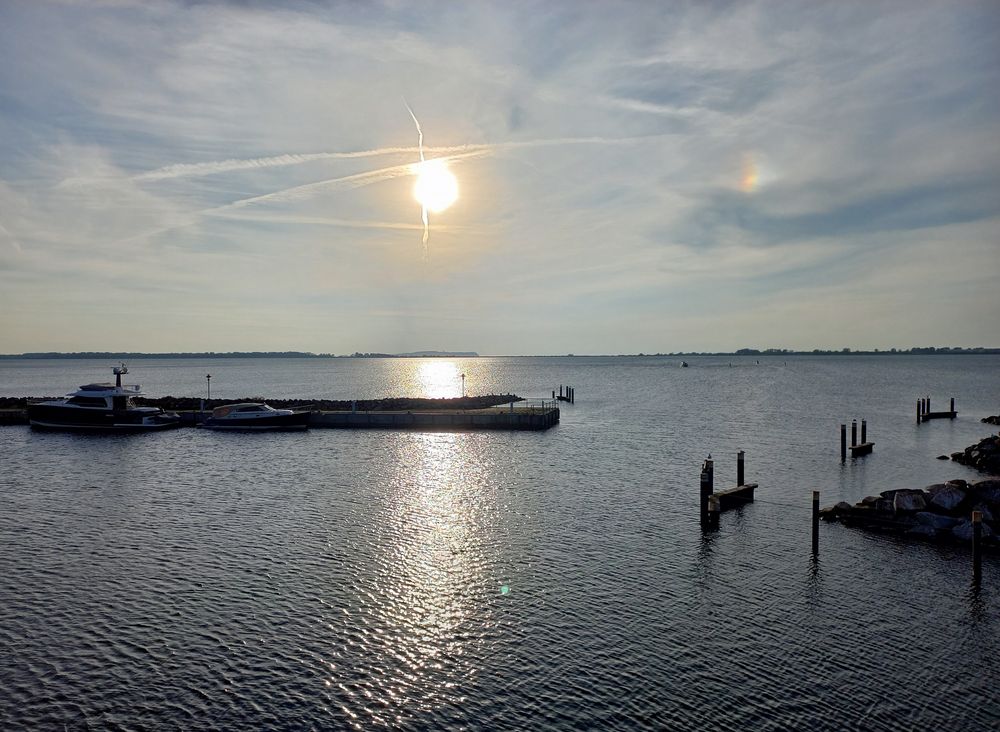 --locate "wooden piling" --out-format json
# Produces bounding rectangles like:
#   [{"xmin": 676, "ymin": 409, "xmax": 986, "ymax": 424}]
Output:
[
  {"xmin": 861, "ymin": 419, "xmax": 867, "ymax": 444},
  {"xmin": 707, "ymin": 495, "xmax": 720, "ymax": 531},
  {"xmin": 840, "ymin": 424, "xmax": 847, "ymax": 461},
  {"xmin": 950, "ymin": 397, "xmax": 955, "ymax": 413},
  {"xmin": 973, "ymin": 510, "xmax": 983, "ymax": 583},
  {"xmin": 737, "ymin": 450, "xmax": 745, "ymax": 487},
  {"xmin": 700, "ymin": 456, "xmax": 714, "ymax": 526},
  {"xmin": 812, "ymin": 491, "xmax": 820, "ymax": 556},
  {"xmin": 851, "ymin": 419, "xmax": 858, "ymax": 447}
]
